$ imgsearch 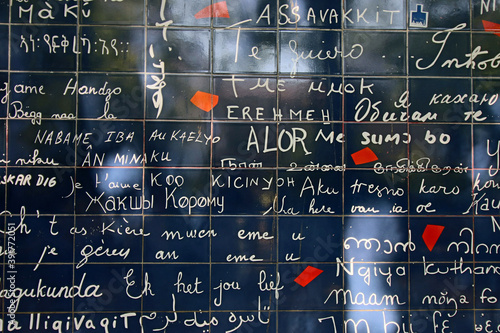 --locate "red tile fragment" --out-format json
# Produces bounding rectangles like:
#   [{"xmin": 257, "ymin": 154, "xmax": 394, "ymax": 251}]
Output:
[
  {"xmin": 294, "ymin": 266, "xmax": 323, "ymax": 287},
  {"xmin": 422, "ymin": 225, "xmax": 445, "ymax": 252},
  {"xmin": 351, "ymin": 147, "xmax": 378, "ymax": 165},
  {"xmin": 482, "ymin": 20, "xmax": 500, "ymax": 37},
  {"xmin": 190, "ymin": 91, "xmax": 219, "ymax": 112},
  {"xmin": 195, "ymin": 1, "xmax": 230, "ymax": 19}
]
